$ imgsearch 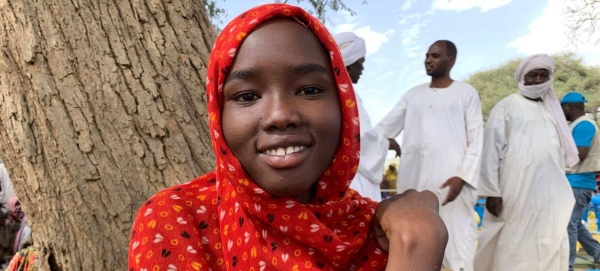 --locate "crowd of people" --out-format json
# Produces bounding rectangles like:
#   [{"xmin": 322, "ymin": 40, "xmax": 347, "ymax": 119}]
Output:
[
  {"xmin": 344, "ymin": 18, "xmax": 599, "ymax": 271},
  {"xmin": 0, "ymin": 1, "xmax": 596, "ymax": 271},
  {"xmin": 119, "ymin": 3, "xmax": 597, "ymax": 271}
]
